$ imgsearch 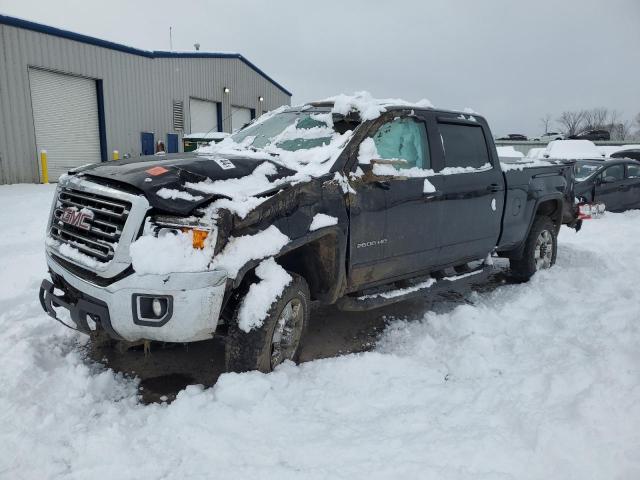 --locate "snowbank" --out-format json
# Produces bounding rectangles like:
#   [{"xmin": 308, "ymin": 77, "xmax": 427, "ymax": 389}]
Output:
[
  {"xmin": 544, "ymin": 139, "xmax": 603, "ymax": 159},
  {"xmin": 526, "ymin": 147, "xmax": 546, "ymax": 159},
  {"xmin": 3, "ymin": 178, "xmax": 640, "ymax": 479},
  {"xmin": 496, "ymin": 146, "xmax": 524, "ymax": 158}
]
